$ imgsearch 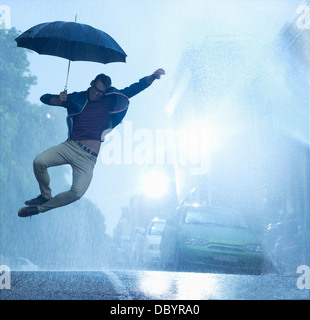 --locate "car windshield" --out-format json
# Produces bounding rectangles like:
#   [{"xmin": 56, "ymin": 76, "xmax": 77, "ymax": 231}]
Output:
[
  {"xmin": 184, "ymin": 207, "xmax": 248, "ymax": 228},
  {"xmin": 149, "ymin": 221, "xmax": 166, "ymax": 235}
]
